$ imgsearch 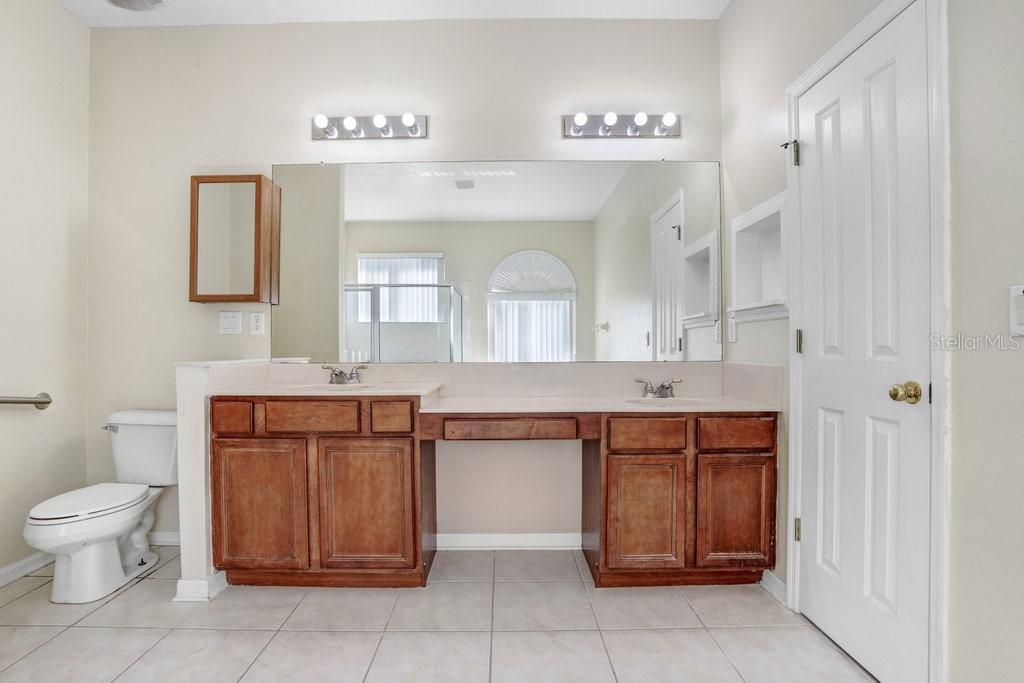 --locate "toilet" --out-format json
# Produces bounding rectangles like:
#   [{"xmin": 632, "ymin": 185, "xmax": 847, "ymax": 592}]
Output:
[{"xmin": 23, "ymin": 409, "xmax": 177, "ymax": 604}]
